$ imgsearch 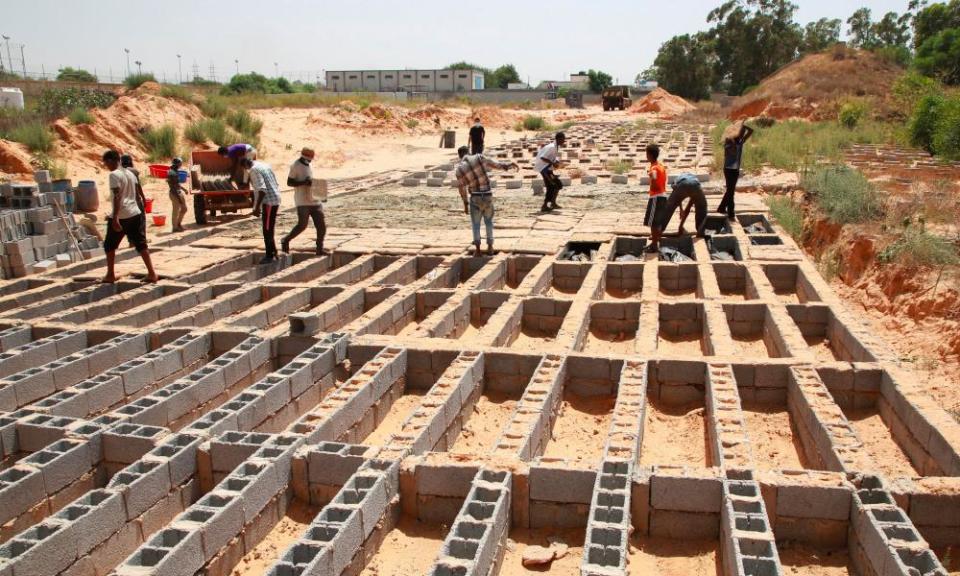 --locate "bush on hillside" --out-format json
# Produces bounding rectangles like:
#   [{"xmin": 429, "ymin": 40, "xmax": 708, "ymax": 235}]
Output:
[
  {"xmin": 56, "ymin": 67, "xmax": 97, "ymax": 83},
  {"xmin": 767, "ymin": 196, "xmax": 804, "ymax": 240},
  {"xmin": 838, "ymin": 100, "xmax": 867, "ymax": 129},
  {"xmin": 68, "ymin": 107, "xmax": 94, "ymax": 125},
  {"xmin": 909, "ymin": 92, "xmax": 960, "ymax": 160},
  {"xmin": 801, "ymin": 164, "xmax": 882, "ymax": 224},
  {"xmin": 125, "ymin": 73, "xmax": 157, "ymax": 89},
  {"xmin": 141, "ymin": 125, "xmax": 178, "ymax": 162},
  {"xmin": 8, "ymin": 122, "xmax": 56, "ymax": 153},
  {"xmin": 36, "ymin": 88, "xmax": 115, "ymax": 118}
]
